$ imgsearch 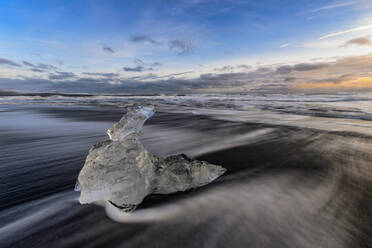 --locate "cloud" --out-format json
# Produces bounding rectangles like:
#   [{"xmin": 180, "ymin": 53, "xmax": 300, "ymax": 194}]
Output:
[
  {"xmin": 23, "ymin": 60, "xmax": 57, "ymax": 71},
  {"xmin": 151, "ymin": 62, "xmax": 162, "ymax": 66},
  {"xmin": 130, "ymin": 35, "xmax": 158, "ymax": 44},
  {"xmin": 315, "ymin": 74, "xmax": 355, "ymax": 84},
  {"xmin": 133, "ymin": 59, "xmax": 162, "ymax": 67},
  {"xmin": 22, "ymin": 60, "xmax": 35, "ymax": 67},
  {"xmin": 0, "ymin": 58, "xmax": 21, "ymax": 67},
  {"xmin": 103, "ymin": 45, "xmax": 115, "ymax": 53},
  {"xmin": 307, "ymin": 1, "xmax": 356, "ymax": 13},
  {"xmin": 341, "ymin": 37, "xmax": 372, "ymax": 47},
  {"xmin": 55, "ymin": 60, "xmax": 64, "ymax": 66},
  {"xmin": 0, "ymin": 77, "xmax": 54, "ymax": 92},
  {"xmin": 124, "ymin": 59, "xmax": 160, "ymax": 72},
  {"xmin": 30, "ymin": 68, "xmax": 44, "ymax": 73},
  {"xmin": 127, "ymin": 71, "xmax": 194, "ymax": 81},
  {"xmin": 134, "ymin": 59, "xmax": 145, "ymax": 65},
  {"xmin": 82, "ymin": 72, "xmax": 120, "ymax": 77},
  {"xmin": 123, "ymin": 66, "xmax": 153, "ymax": 72},
  {"xmin": 237, "ymin": 65, "xmax": 252, "ymax": 70},
  {"xmin": 214, "ymin": 64, "xmax": 252, "ymax": 72},
  {"xmin": 127, "ymin": 73, "xmax": 159, "ymax": 80},
  {"xmin": 49, "ymin": 72, "xmax": 76, "ymax": 80},
  {"xmin": 37, "ymin": 63, "xmax": 57, "ymax": 70},
  {"xmin": 142, "ymin": 71, "xmax": 194, "ymax": 80},
  {"xmin": 169, "ymin": 40, "xmax": 194, "ymax": 55},
  {"xmin": 319, "ymin": 24, "xmax": 372, "ymax": 40},
  {"xmin": 284, "ymin": 77, "xmax": 296, "ymax": 82},
  {"xmin": 276, "ymin": 63, "xmax": 328, "ymax": 74},
  {"xmin": 214, "ymin": 65, "xmax": 234, "ymax": 72},
  {"xmin": 280, "ymin": 43, "xmax": 289, "ymax": 48}
]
